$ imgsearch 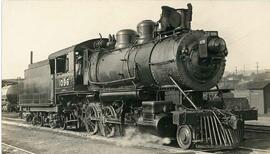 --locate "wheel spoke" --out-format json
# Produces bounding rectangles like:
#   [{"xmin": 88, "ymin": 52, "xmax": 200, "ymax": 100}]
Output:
[
  {"xmin": 102, "ymin": 106, "xmax": 117, "ymax": 138},
  {"xmin": 86, "ymin": 120, "xmax": 96, "ymax": 129},
  {"xmin": 84, "ymin": 104, "xmax": 98, "ymax": 135}
]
